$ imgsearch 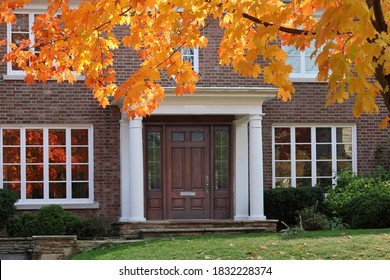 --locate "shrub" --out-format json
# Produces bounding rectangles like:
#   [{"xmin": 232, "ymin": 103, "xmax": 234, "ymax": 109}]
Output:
[
  {"xmin": 342, "ymin": 191, "xmax": 390, "ymax": 229},
  {"xmin": 37, "ymin": 205, "xmax": 68, "ymax": 235},
  {"xmin": 76, "ymin": 216, "xmax": 107, "ymax": 238},
  {"xmin": 0, "ymin": 188, "xmax": 18, "ymax": 232},
  {"xmin": 6, "ymin": 205, "xmax": 108, "ymax": 238},
  {"xmin": 7, "ymin": 212, "xmax": 40, "ymax": 237},
  {"xmin": 264, "ymin": 186, "xmax": 325, "ymax": 227},
  {"xmin": 63, "ymin": 212, "xmax": 83, "ymax": 235},
  {"xmin": 7, "ymin": 205, "xmax": 82, "ymax": 237},
  {"xmin": 327, "ymin": 170, "xmax": 390, "ymax": 217},
  {"xmin": 296, "ymin": 206, "xmax": 330, "ymax": 231}
]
